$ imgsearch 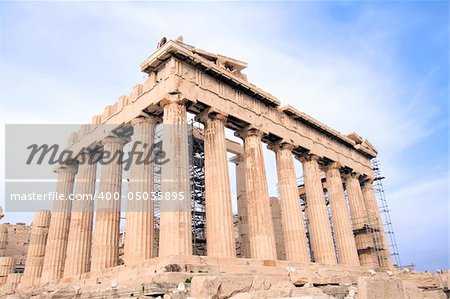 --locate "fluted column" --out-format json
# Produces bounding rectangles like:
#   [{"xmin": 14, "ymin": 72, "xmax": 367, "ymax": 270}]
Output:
[
  {"xmin": 231, "ymin": 155, "xmax": 250, "ymax": 258},
  {"xmin": 237, "ymin": 127, "xmax": 276, "ymax": 260},
  {"xmin": 22, "ymin": 210, "xmax": 51, "ymax": 284},
  {"xmin": 158, "ymin": 99, "xmax": 192, "ymax": 257},
  {"xmin": 323, "ymin": 163, "xmax": 359, "ymax": 266},
  {"xmin": 91, "ymin": 136, "xmax": 127, "ymax": 272},
  {"xmin": 0, "ymin": 225, "xmax": 7, "ymax": 257},
  {"xmin": 345, "ymin": 173, "xmax": 377, "ymax": 268},
  {"xmin": 361, "ymin": 178, "xmax": 394, "ymax": 269},
  {"xmin": 40, "ymin": 164, "xmax": 77, "ymax": 283},
  {"xmin": 63, "ymin": 151, "xmax": 98, "ymax": 277},
  {"xmin": 270, "ymin": 142, "xmax": 309, "ymax": 263},
  {"xmin": 270, "ymin": 197, "xmax": 286, "ymax": 260},
  {"xmin": 6, "ymin": 273, "xmax": 22, "ymax": 290},
  {"xmin": 297, "ymin": 154, "xmax": 336, "ymax": 264},
  {"xmin": 198, "ymin": 111, "xmax": 236, "ymax": 258},
  {"xmin": 124, "ymin": 116, "xmax": 159, "ymax": 264},
  {"xmin": 0, "ymin": 257, "xmax": 15, "ymax": 285},
  {"xmin": 345, "ymin": 173, "xmax": 368, "ymax": 229}
]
